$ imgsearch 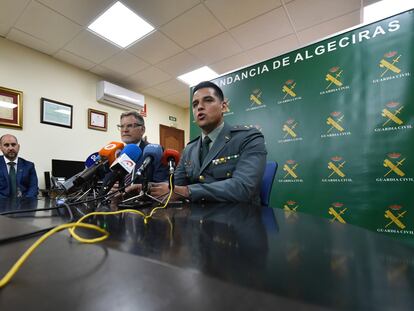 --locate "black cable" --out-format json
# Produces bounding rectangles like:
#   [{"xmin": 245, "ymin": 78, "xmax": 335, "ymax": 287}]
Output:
[
  {"xmin": 0, "ymin": 206, "xmax": 63, "ymax": 216},
  {"xmin": 63, "ymin": 184, "xmax": 127, "ymax": 206},
  {"xmin": 0, "ymin": 203, "xmax": 74, "ymax": 245},
  {"xmin": 0, "ymin": 226, "xmax": 57, "ymax": 244},
  {"xmin": 0, "ymin": 185, "xmax": 126, "ymax": 245}
]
